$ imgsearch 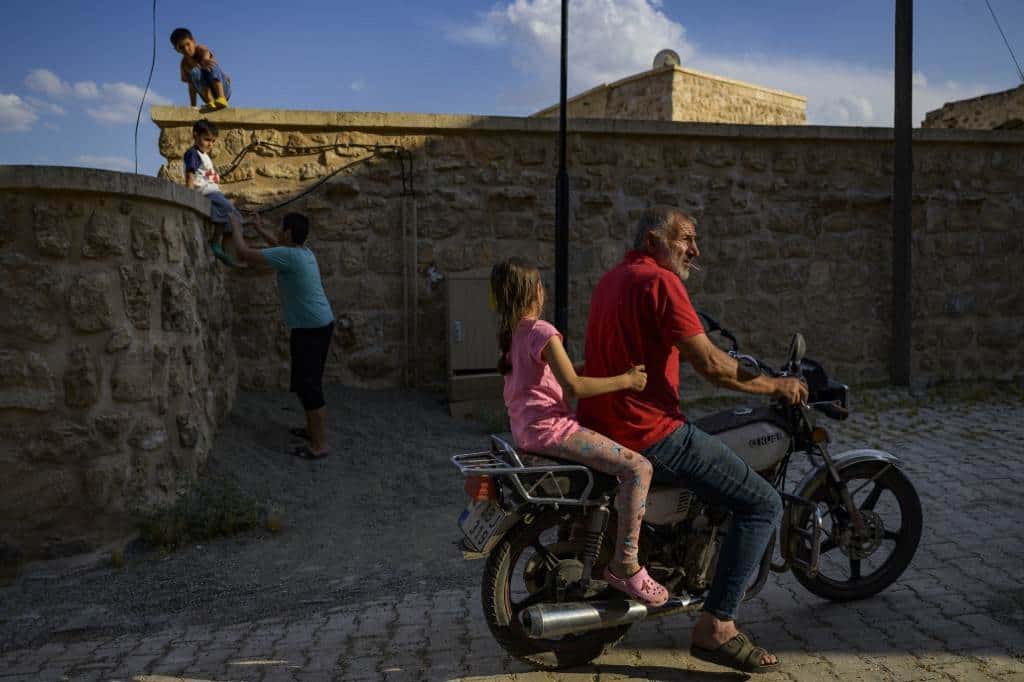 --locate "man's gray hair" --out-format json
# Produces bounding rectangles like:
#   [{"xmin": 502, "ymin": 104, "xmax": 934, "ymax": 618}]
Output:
[{"xmin": 632, "ymin": 205, "xmax": 696, "ymax": 251}]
